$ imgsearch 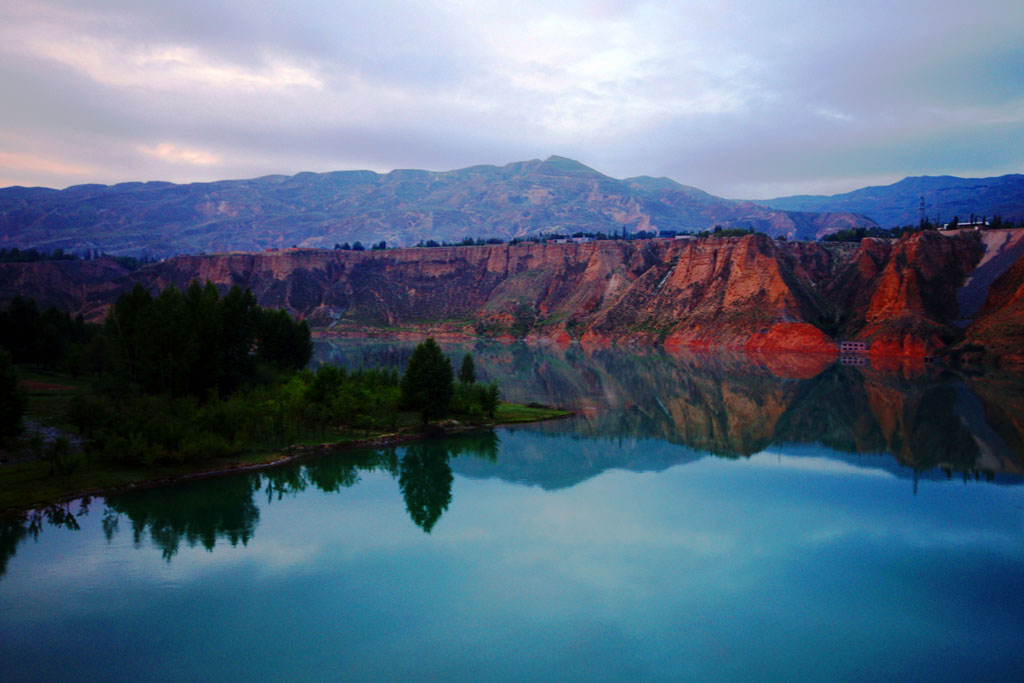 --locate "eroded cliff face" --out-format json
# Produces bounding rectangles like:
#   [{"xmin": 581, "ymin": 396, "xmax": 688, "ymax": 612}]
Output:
[
  {"xmin": 109, "ymin": 236, "xmax": 854, "ymax": 354},
  {"xmin": 963, "ymin": 248, "xmax": 1024, "ymax": 361},
  {"xmin": 824, "ymin": 231, "xmax": 984, "ymax": 356},
  {"xmin": 8, "ymin": 230, "xmax": 1021, "ymax": 357},
  {"xmin": 0, "ymin": 258, "xmax": 131, "ymax": 312}
]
